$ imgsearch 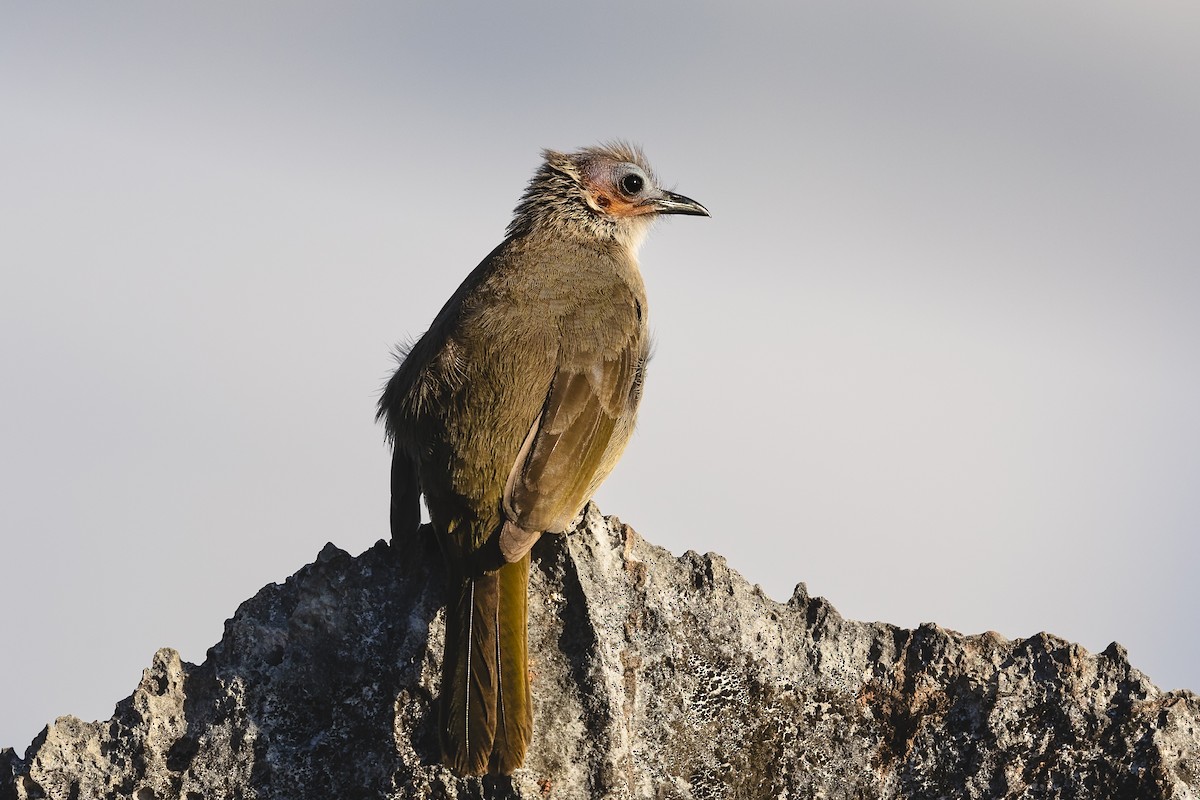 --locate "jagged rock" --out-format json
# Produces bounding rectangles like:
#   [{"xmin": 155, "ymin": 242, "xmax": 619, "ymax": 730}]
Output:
[{"xmin": 3, "ymin": 505, "xmax": 1198, "ymax": 799}]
